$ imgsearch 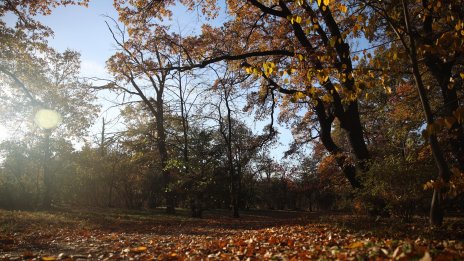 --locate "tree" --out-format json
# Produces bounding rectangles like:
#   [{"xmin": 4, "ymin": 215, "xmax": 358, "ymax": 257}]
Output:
[
  {"xmin": 214, "ymin": 69, "xmax": 245, "ymax": 218},
  {"xmin": 106, "ymin": 21, "xmax": 178, "ymax": 213},
  {"xmin": 1, "ymin": 48, "xmax": 98, "ymax": 209},
  {"xmin": 113, "ymin": 0, "xmax": 374, "ymax": 189},
  {"xmin": 0, "ymin": 0, "xmax": 88, "ymax": 105},
  {"xmin": 361, "ymin": 0, "xmax": 464, "ymax": 225}
]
